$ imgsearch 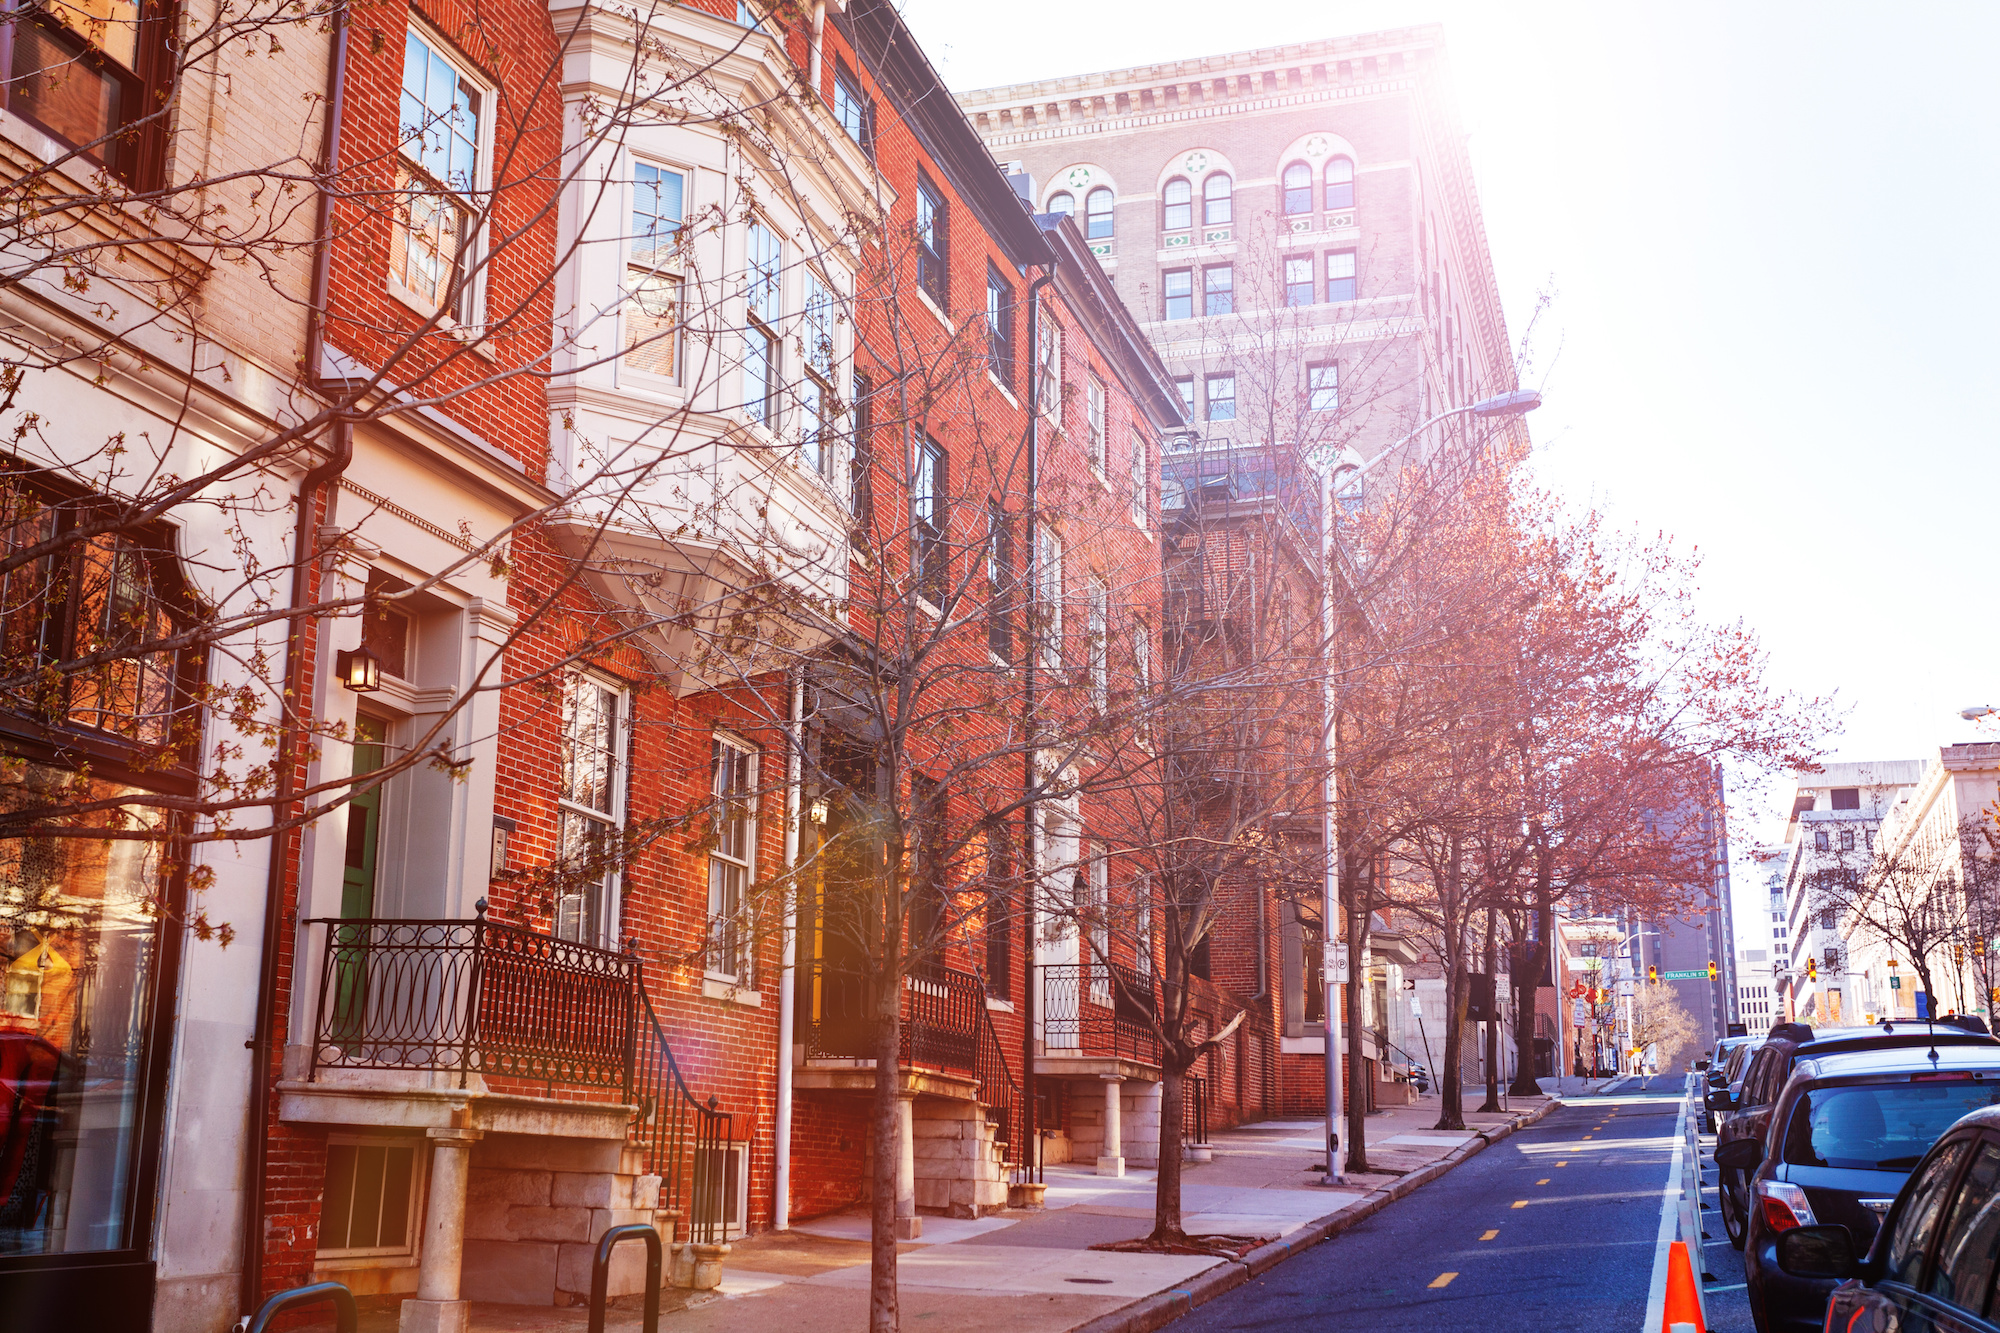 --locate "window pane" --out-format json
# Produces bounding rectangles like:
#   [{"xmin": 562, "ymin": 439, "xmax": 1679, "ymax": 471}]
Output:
[
  {"xmin": 1282, "ymin": 162, "xmax": 1311, "ymax": 215},
  {"xmin": 631, "ymin": 164, "xmax": 683, "ymax": 267},
  {"xmin": 1325, "ymin": 156, "xmax": 1355, "ymax": 210},
  {"xmin": 560, "ymin": 675, "xmax": 618, "ymax": 812},
  {"xmin": 1163, "ymin": 269, "xmax": 1192, "ymax": 321},
  {"xmin": 1204, "ymin": 265, "xmax": 1233, "ymax": 316},
  {"xmin": 1047, "ymin": 191, "xmax": 1073, "ymax": 217},
  {"xmin": 1309, "ymin": 363, "xmax": 1338, "ymax": 411},
  {"xmin": 400, "ymin": 32, "xmax": 481, "ymax": 192},
  {"xmin": 0, "ymin": 767, "xmax": 168, "ymax": 1256},
  {"xmin": 1205, "ymin": 374, "xmax": 1234, "ymax": 421},
  {"xmin": 11, "ymin": 21, "xmax": 124, "ymax": 151},
  {"xmin": 1327, "ymin": 250, "xmax": 1357, "ymax": 302},
  {"xmin": 1162, "ymin": 178, "xmax": 1191, "ymax": 231},
  {"xmin": 1785, "ymin": 1084, "xmax": 2000, "ymax": 1171},
  {"xmin": 1085, "ymin": 188, "xmax": 1114, "ymax": 239},
  {"xmin": 1203, "ymin": 173, "xmax": 1232, "ymax": 225},
  {"xmin": 623, "ymin": 271, "xmax": 680, "ymax": 378},
  {"xmin": 1284, "ymin": 256, "xmax": 1314, "ymax": 307}
]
